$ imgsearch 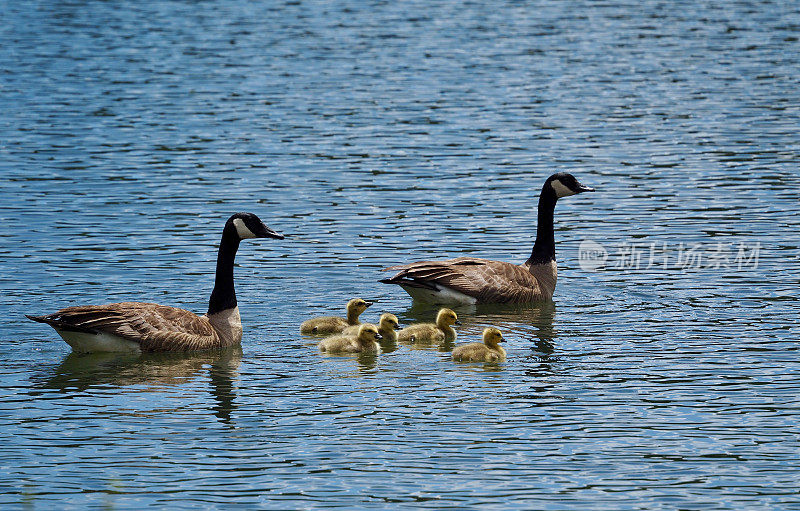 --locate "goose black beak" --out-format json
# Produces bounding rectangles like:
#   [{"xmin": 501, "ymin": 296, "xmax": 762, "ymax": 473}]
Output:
[
  {"xmin": 257, "ymin": 225, "xmax": 285, "ymax": 240},
  {"xmin": 577, "ymin": 183, "xmax": 595, "ymax": 193}
]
